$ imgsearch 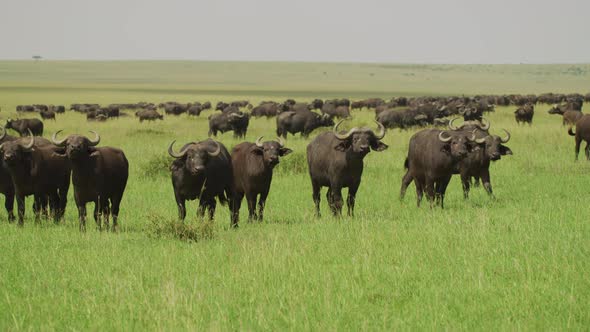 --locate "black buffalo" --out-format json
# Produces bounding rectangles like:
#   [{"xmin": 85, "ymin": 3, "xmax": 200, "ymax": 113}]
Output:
[
  {"xmin": 169, "ymin": 139, "xmax": 234, "ymax": 225},
  {"xmin": 568, "ymin": 114, "xmax": 590, "ymax": 161},
  {"xmin": 276, "ymin": 111, "xmax": 334, "ymax": 138},
  {"xmin": 307, "ymin": 120, "xmax": 387, "ymax": 216},
  {"xmin": 208, "ymin": 111, "xmax": 250, "ymax": 138},
  {"xmin": 6, "ymin": 118, "xmax": 44, "ymax": 136},
  {"xmin": 52, "ymin": 131, "xmax": 128, "ymax": 232},
  {"xmin": 231, "ymin": 137, "xmax": 292, "ymax": 224}
]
